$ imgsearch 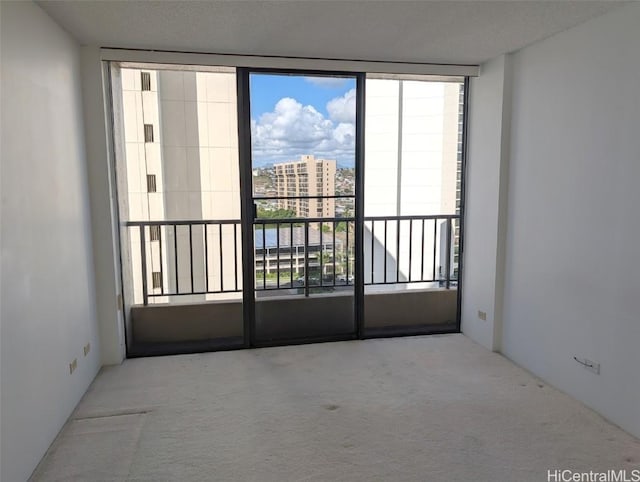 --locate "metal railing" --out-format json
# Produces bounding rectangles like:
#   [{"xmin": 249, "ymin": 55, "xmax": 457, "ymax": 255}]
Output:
[
  {"xmin": 126, "ymin": 220, "xmax": 242, "ymax": 306},
  {"xmin": 253, "ymin": 216, "xmax": 354, "ymax": 297},
  {"xmin": 365, "ymin": 215, "xmax": 458, "ymax": 289},
  {"xmin": 126, "ymin": 214, "xmax": 458, "ymax": 305}
]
